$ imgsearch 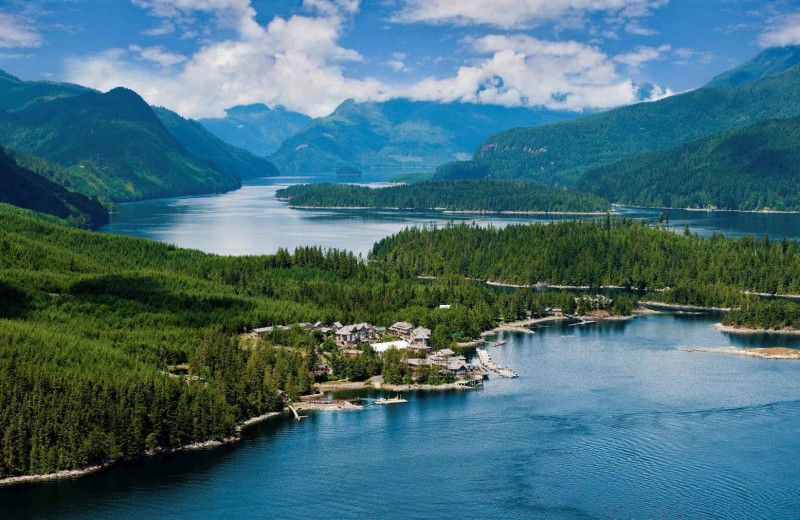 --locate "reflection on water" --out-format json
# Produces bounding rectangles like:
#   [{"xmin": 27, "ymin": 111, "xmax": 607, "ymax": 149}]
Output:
[
  {"xmin": 4, "ymin": 314, "xmax": 800, "ymax": 519},
  {"xmin": 102, "ymin": 172, "xmax": 800, "ymax": 257}
]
